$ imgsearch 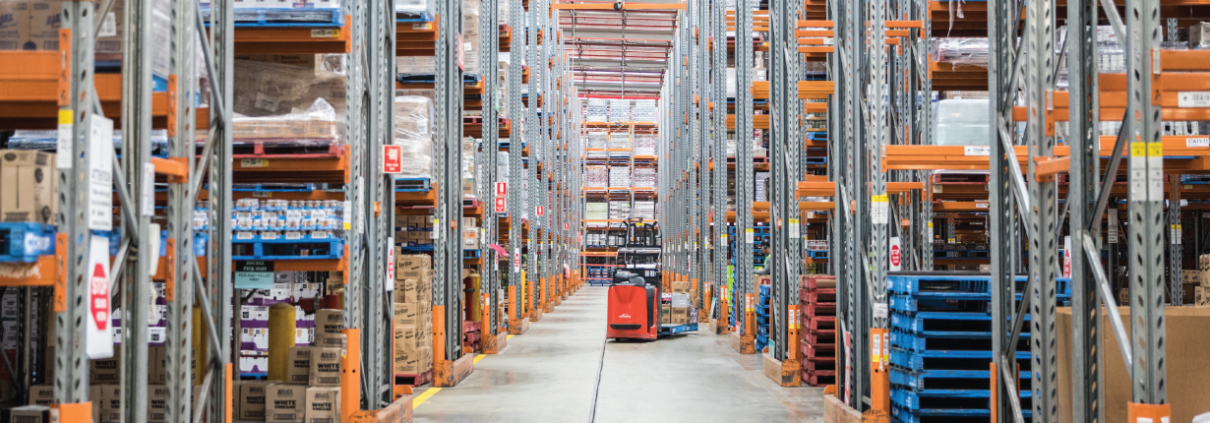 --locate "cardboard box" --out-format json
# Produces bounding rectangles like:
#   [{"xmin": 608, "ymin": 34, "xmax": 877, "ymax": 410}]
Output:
[
  {"xmin": 27, "ymin": 1, "xmax": 59, "ymax": 51},
  {"xmin": 1197, "ymin": 286, "xmax": 1209, "ymax": 306},
  {"xmin": 88, "ymin": 385, "xmax": 103, "ymax": 423},
  {"xmin": 394, "ymin": 319, "xmax": 418, "ymax": 351},
  {"xmin": 308, "ymin": 347, "xmax": 342, "ymax": 386},
  {"xmin": 7, "ymin": 405, "xmax": 48, "ymax": 423},
  {"xmin": 286, "ymin": 346, "xmax": 312, "ymax": 384},
  {"xmin": 0, "ymin": 150, "xmax": 56, "ymax": 224},
  {"xmin": 147, "ymin": 345, "xmax": 166, "ymax": 383},
  {"xmin": 661, "ymin": 304, "xmax": 671, "ymax": 324},
  {"xmin": 26, "ymin": 385, "xmax": 53, "ymax": 406},
  {"xmin": 314, "ymin": 309, "xmax": 343, "ymax": 338},
  {"xmin": 0, "ymin": 0, "xmax": 31, "ymax": 50},
  {"xmin": 394, "ymin": 278, "xmax": 418, "ymax": 303},
  {"xmin": 90, "ymin": 356, "xmax": 121, "ymax": 384},
  {"xmin": 1200, "ymin": 254, "xmax": 1210, "ymax": 287},
  {"xmin": 304, "ymin": 387, "xmax": 341, "ymax": 423},
  {"xmin": 1058, "ymin": 306, "xmax": 1210, "ymax": 423},
  {"xmin": 96, "ymin": 384, "xmax": 121, "ymax": 422},
  {"xmin": 147, "ymin": 385, "xmax": 167, "ymax": 422},
  {"xmin": 265, "ymin": 383, "xmax": 306, "ymax": 423},
  {"xmin": 238, "ymin": 380, "xmax": 270, "ymax": 421},
  {"xmin": 671, "ymin": 307, "xmax": 690, "ymax": 325},
  {"xmin": 670, "ymin": 281, "xmax": 690, "ymax": 294}
]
